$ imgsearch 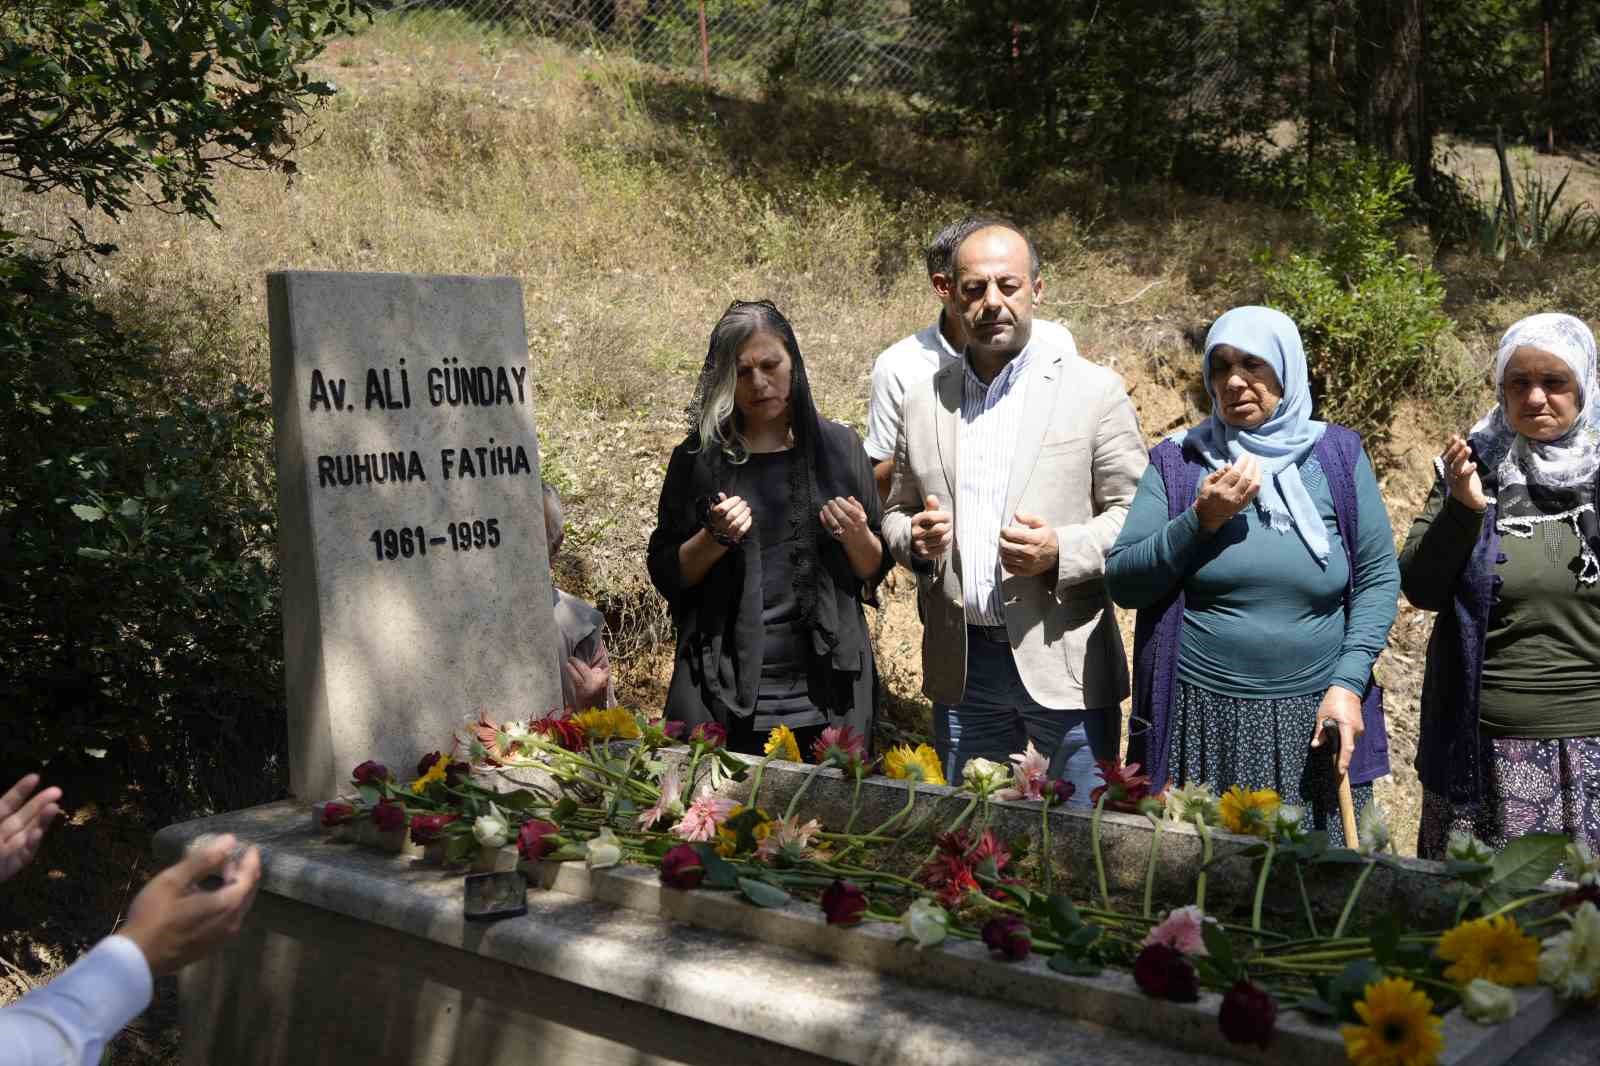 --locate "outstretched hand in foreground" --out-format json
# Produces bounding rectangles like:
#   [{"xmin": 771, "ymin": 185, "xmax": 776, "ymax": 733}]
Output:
[
  {"xmin": 0, "ymin": 774, "xmax": 63, "ymax": 883},
  {"xmin": 121, "ymin": 833, "xmax": 263, "ymax": 977}
]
